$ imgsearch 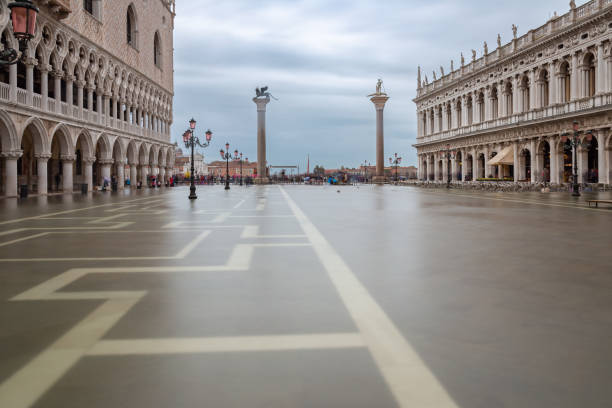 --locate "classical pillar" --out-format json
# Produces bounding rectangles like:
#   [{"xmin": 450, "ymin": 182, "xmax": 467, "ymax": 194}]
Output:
[
  {"xmin": 76, "ymin": 80, "xmax": 84, "ymax": 118},
  {"xmin": 54, "ymin": 71, "xmax": 62, "ymax": 113},
  {"xmin": 433, "ymin": 108, "xmax": 440, "ymax": 133},
  {"xmin": 512, "ymin": 76, "xmax": 520, "ymax": 114},
  {"xmin": 9, "ymin": 63, "xmax": 17, "ymax": 102},
  {"xmin": 550, "ymin": 137, "xmax": 559, "ymax": 184},
  {"xmin": 370, "ymin": 93, "xmax": 390, "ymax": 183},
  {"xmin": 571, "ymin": 52, "xmax": 579, "ymax": 101},
  {"xmin": 66, "ymin": 75, "xmax": 74, "ymax": 111},
  {"xmin": 141, "ymin": 165, "xmax": 149, "ymax": 186},
  {"xmin": 596, "ymin": 42, "xmax": 605, "ymax": 95},
  {"xmin": 87, "ymin": 84, "xmax": 94, "ymax": 112},
  {"xmin": 450, "ymin": 156, "xmax": 456, "ymax": 181},
  {"xmin": 513, "ymin": 142, "xmax": 519, "ymax": 182},
  {"xmin": 61, "ymin": 155, "xmax": 75, "ymax": 193},
  {"xmin": 97, "ymin": 91, "xmax": 103, "ymax": 124},
  {"xmin": 35, "ymin": 154, "xmax": 50, "ymax": 195},
  {"xmin": 530, "ymin": 139, "xmax": 537, "ymax": 183},
  {"xmin": 577, "ymin": 146, "xmax": 586, "ymax": 184},
  {"xmin": 433, "ymin": 153, "xmax": 440, "ymax": 181},
  {"xmin": 471, "ymin": 149, "xmax": 478, "ymax": 180},
  {"xmin": 115, "ymin": 160, "xmax": 125, "ymax": 190},
  {"xmin": 25, "ymin": 58, "xmax": 35, "ymax": 105},
  {"xmin": 103, "ymin": 94, "xmax": 110, "ymax": 126},
  {"xmin": 100, "ymin": 159, "xmax": 112, "ymax": 183},
  {"xmin": 40, "ymin": 66, "xmax": 49, "ymax": 111},
  {"xmin": 112, "ymin": 97, "xmax": 118, "ymax": 124},
  {"xmin": 596, "ymin": 131, "xmax": 606, "ymax": 185},
  {"xmin": 253, "ymin": 95, "xmax": 271, "ymax": 184},
  {"xmin": 442, "ymin": 155, "xmax": 448, "ymax": 182},
  {"xmin": 159, "ymin": 167, "xmax": 166, "ymax": 186},
  {"xmin": 130, "ymin": 164, "xmax": 138, "ymax": 188},
  {"xmin": 483, "ymin": 145, "xmax": 490, "ymax": 178},
  {"xmin": 83, "ymin": 158, "xmax": 94, "ymax": 192},
  {"xmin": 3, "ymin": 151, "xmax": 21, "ymax": 197}
]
